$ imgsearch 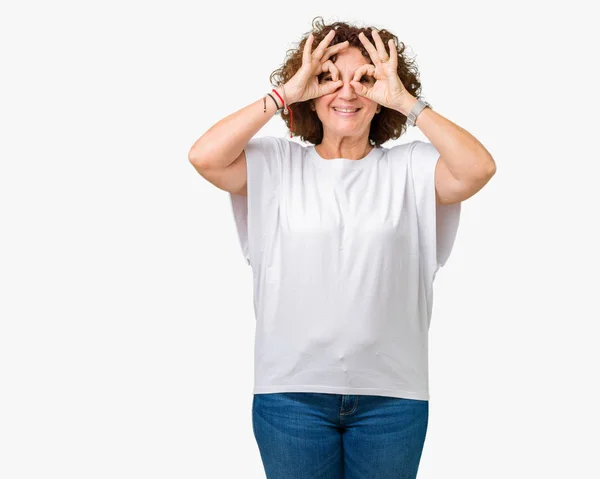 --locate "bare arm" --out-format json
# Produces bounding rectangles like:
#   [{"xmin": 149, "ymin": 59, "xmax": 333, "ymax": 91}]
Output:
[
  {"xmin": 188, "ymin": 30, "xmax": 349, "ymax": 194},
  {"xmin": 188, "ymin": 87, "xmax": 289, "ymax": 169}
]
